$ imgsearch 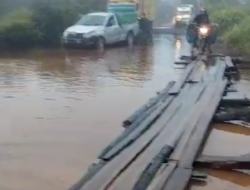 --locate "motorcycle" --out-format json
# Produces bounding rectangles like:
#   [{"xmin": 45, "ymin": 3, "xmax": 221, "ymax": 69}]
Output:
[{"xmin": 197, "ymin": 25, "xmax": 211, "ymax": 54}]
